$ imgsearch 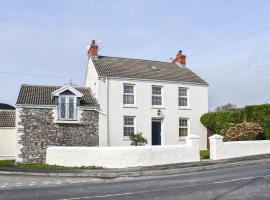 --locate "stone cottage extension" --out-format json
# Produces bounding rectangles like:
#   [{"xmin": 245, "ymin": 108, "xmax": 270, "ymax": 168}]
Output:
[{"xmin": 16, "ymin": 84, "xmax": 99, "ymax": 163}]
